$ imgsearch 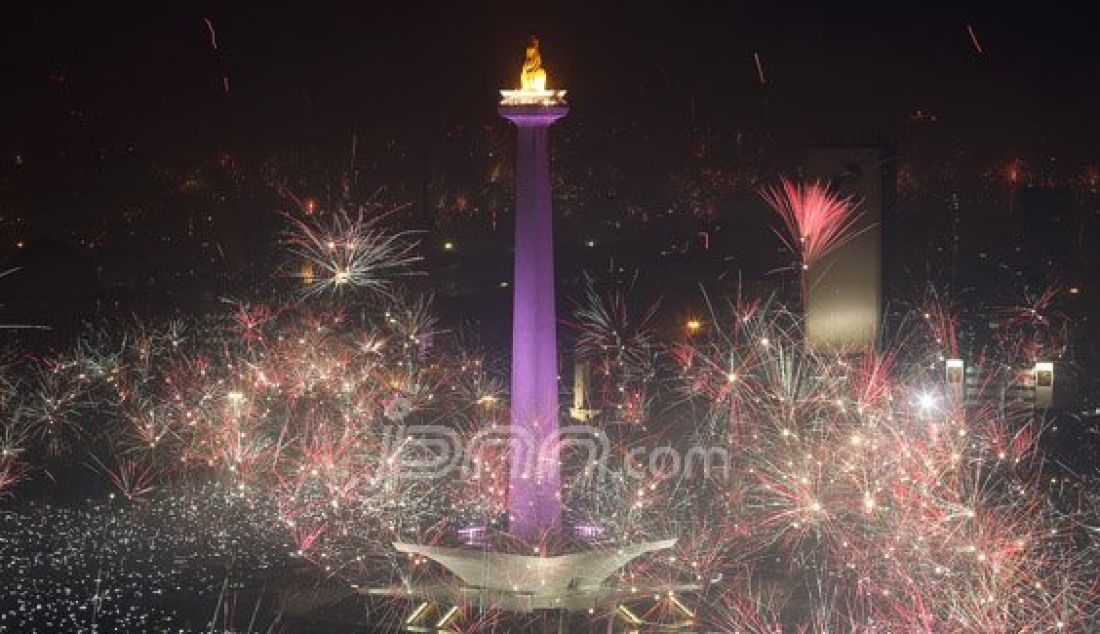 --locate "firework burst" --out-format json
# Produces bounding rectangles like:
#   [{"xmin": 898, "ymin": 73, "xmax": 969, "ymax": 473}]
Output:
[
  {"xmin": 760, "ymin": 177, "xmax": 866, "ymax": 273},
  {"xmin": 2, "ymin": 190, "xmax": 1097, "ymax": 632},
  {"xmin": 282, "ymin": 204, "xmax": 421, "ymax": 299}
]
